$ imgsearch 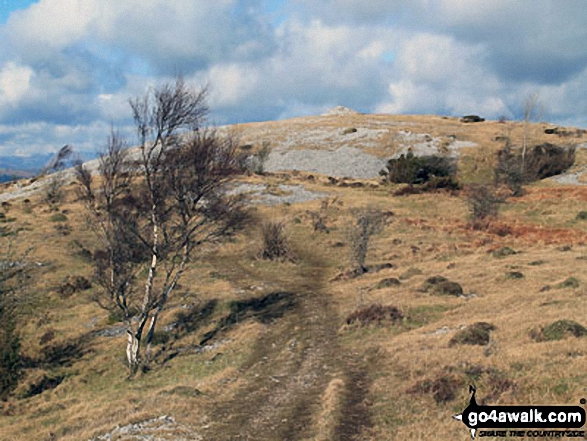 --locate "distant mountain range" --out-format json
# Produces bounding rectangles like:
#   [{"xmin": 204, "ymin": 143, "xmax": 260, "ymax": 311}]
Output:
[{"xmin": 0, "ymin": 152, "xmax": 96, "ymax": 183}]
